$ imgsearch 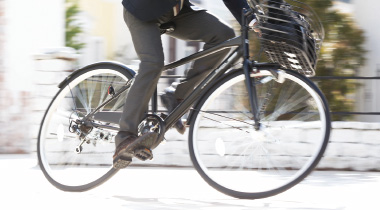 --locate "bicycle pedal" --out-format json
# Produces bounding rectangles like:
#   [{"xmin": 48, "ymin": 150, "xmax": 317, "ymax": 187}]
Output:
[
  {"xmin": 113, "ymin": 156, "xmax": 132, "ymax": 169},
  {"xmin": 134, "ymin": 147, "xmax": 153, "ymax": 161}
]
